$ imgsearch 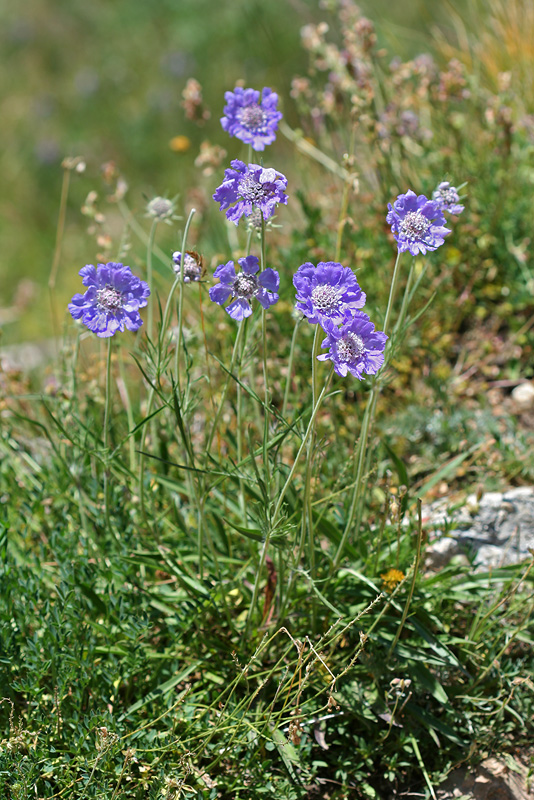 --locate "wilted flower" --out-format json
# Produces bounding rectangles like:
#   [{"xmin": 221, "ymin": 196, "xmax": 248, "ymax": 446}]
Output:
[
  {"xmin": 221, "ymin": 87, "xmax": 282, "ymax": 151},
  {"xmin": 386, "ymin": 190, "xmax": 450, "ymax": 256},
  {"xmin": 213, "ymin": 160, "xmax": 288, "ymax": 226},
  {"xmin": 68, "ymin": 262, "xmax": 150, "ymax": 338},
  {"xmin": 432, "ymin": 181, "xmax": 464, "ymax": 215},
  {"xmin": 181, "ymin": 78, "xmax": 210, "ymax": 125},
  {"xmin": 293, "ymin": 261, "xmax": 366, "ymax": 326},
  {"xmin": 317, "ymin": 313, "xmax": 387, "ymax": 379},
  {"xmin": 194, "ymin": 141, "xmax": 227, "ymax": 176},
  {"xmin": 209, "ymin": 255, "xmax": 279, "ymax": 321},
  {"xmin": 172, "ymin": 250, "xmax": 205, "ymax": 283}
]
